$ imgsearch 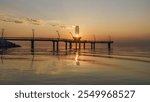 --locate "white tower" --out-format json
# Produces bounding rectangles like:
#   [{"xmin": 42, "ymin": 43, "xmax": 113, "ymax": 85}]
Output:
[{"xmin": 75, "ymin": 26, "xmax": 79, "ymax": 35}]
